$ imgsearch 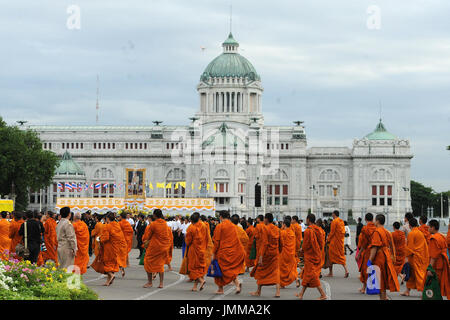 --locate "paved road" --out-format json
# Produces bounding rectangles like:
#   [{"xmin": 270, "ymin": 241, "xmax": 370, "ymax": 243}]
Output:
[{"xmin": 83, "ymin": 232, "xmax": 423, "ymax": 300}]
